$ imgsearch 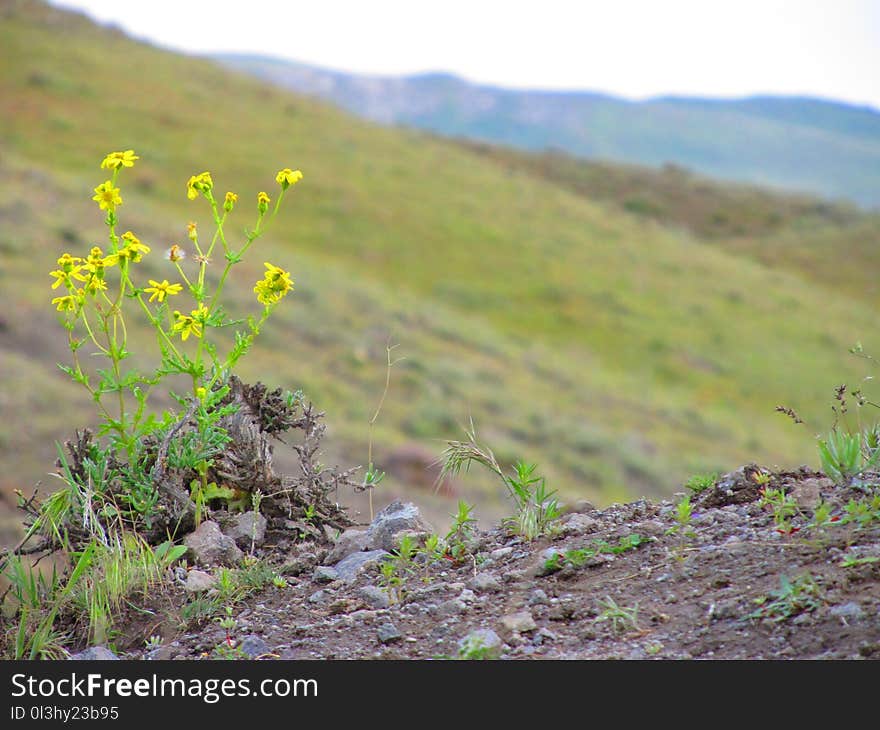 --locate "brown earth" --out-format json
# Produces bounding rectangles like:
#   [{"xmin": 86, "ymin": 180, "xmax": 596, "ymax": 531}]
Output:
[{"xmin": 24, "ymin": 463, "xmax": 878, "ymax": 661}]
